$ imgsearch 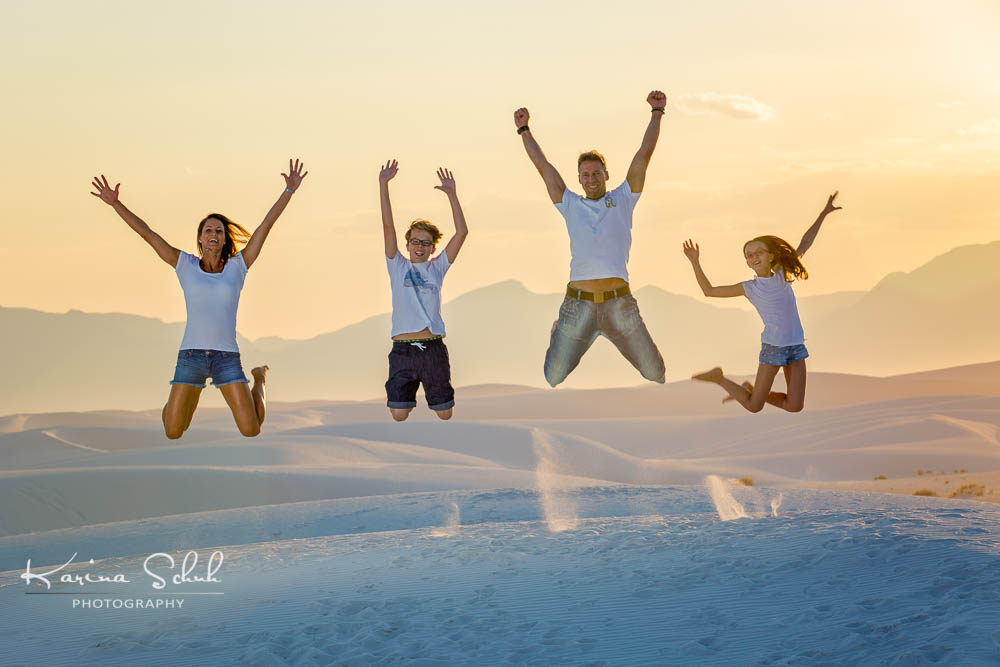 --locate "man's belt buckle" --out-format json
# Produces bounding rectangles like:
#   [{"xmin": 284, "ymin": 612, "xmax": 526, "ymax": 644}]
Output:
[{"xmin": 593, "ymin": 291, "xmax": 606, "ymax": 304}]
